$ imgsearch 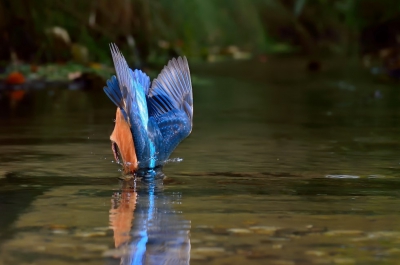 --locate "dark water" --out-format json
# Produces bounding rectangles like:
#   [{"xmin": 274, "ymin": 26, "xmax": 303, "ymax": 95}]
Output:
[{"xmin": 1, "ymin": 58, "xmax": 400, "ymax": 264}]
